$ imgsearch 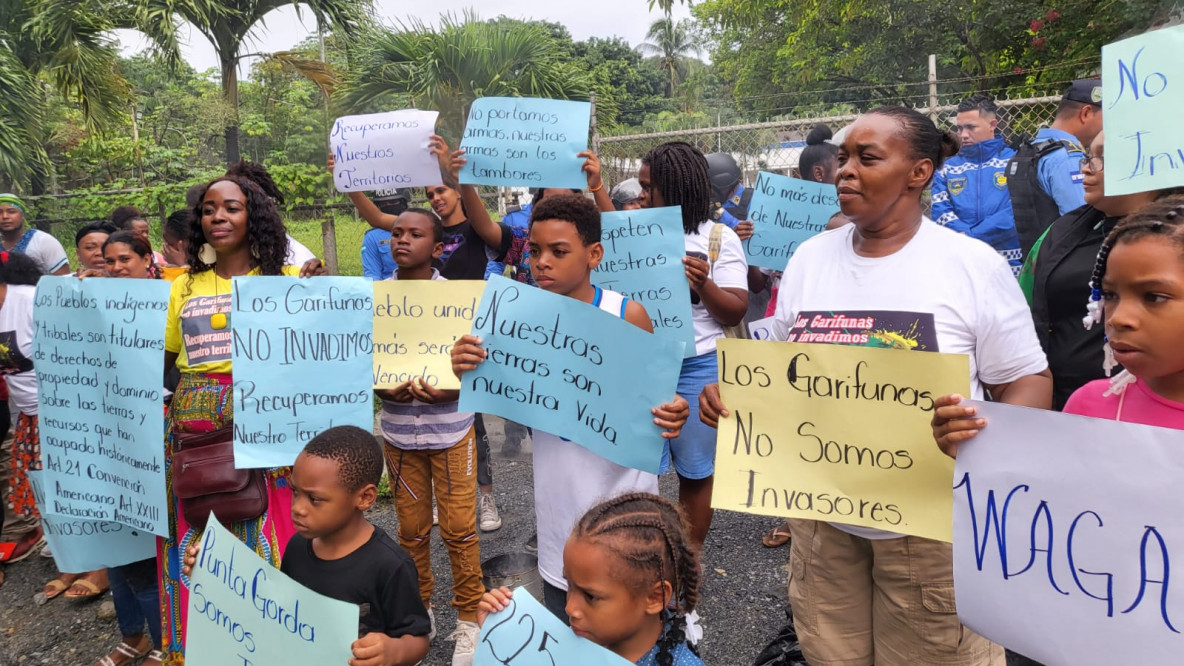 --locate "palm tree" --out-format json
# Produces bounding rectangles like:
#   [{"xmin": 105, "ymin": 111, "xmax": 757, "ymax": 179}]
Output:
[
  {"xmin": 640, "ymin": 17, "xmax": 701, "ymax": 99},
  {"xmin": 647, "ymin": 0, "xmax": 689, "ymax": 18},
  {"xmin": 0, "ymin": 0, "xmax": 190, "ymax": 190},
  {"xmin": 340, "ymin": 13, "xmax": 590, "ymax": 143},
  {"xmin": 167, "ymin": 0, "xmax": 367, "ymax": 165}
]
